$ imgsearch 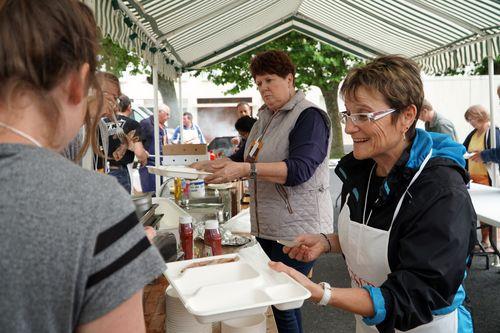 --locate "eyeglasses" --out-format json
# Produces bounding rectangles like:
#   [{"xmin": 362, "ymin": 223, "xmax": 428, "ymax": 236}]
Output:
[{"xmin": 340, "ymin": 108, "xmax": 397, "ymax": 125}]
